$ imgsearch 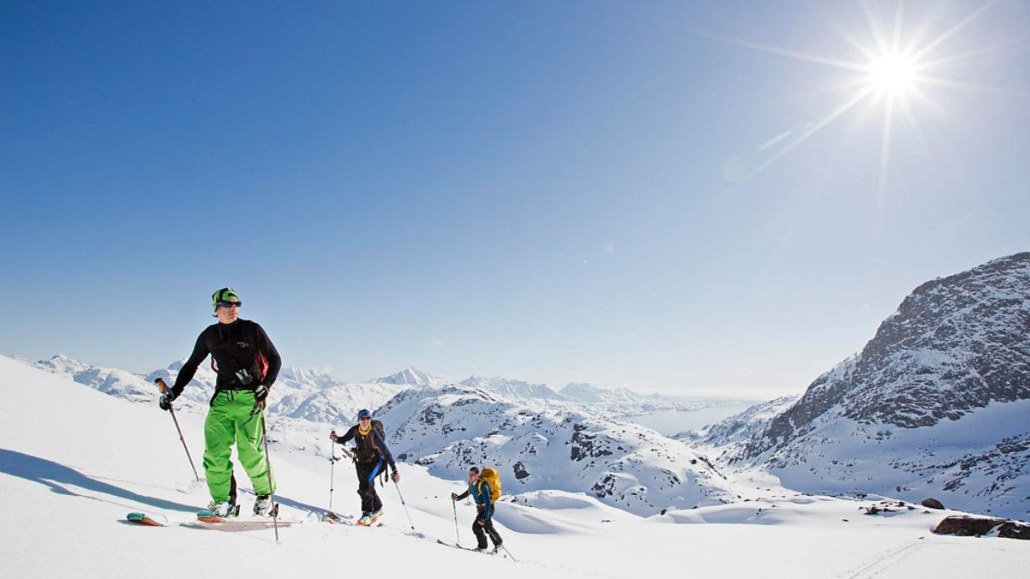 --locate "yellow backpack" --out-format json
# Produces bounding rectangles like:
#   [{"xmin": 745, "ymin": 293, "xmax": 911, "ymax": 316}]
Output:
[{"xmin": 478, "ymin": 467, "xmax": 502, "ymax": 502}]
